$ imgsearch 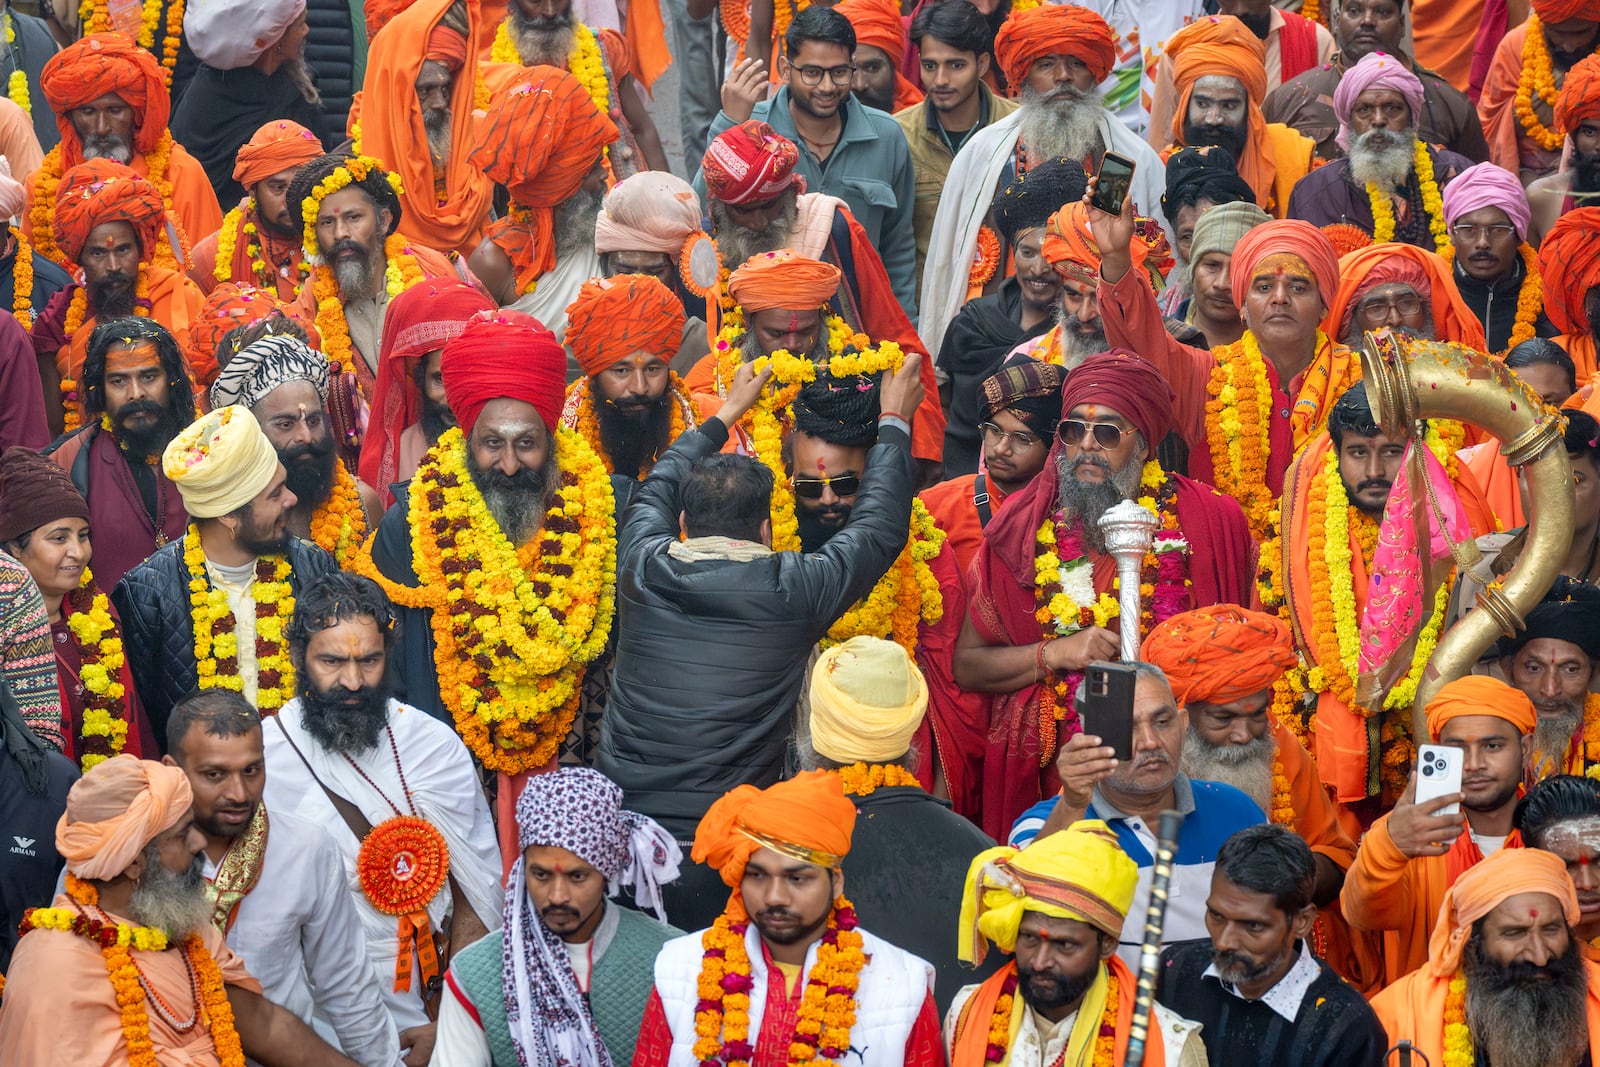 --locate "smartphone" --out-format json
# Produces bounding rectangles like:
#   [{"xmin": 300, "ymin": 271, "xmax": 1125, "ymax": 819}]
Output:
[
  {"xmin": 1089, "ymin": 153, "xmax": 1137, "ymax": 216},
  {"xmin": 1076, "ymin": 661, "xmax": 1137, "ymax": 762},
  {"xmin": 1415, "ymin": 744, "xmax": 1463, "ymax": 816}
]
